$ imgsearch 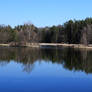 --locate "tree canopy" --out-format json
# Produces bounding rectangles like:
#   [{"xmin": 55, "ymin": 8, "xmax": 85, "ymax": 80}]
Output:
[{"xmin": 0, "ymin": 18, "xmax": 92, "ymax": 46}]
